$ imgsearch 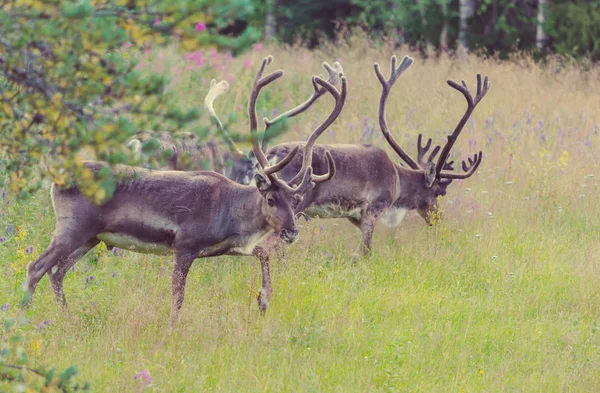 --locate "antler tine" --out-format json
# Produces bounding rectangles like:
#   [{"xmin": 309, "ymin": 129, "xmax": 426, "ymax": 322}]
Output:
[
  {"xmin": 426, "ymin": 145, "xmax": 454, "ymax": 170},
  {"xmin": 248, "ymin": 56, "xmax": 286, "ymax": 171},
  {"xmin": 263, "ymin": 76, "xmax": 318, "ymax": 128},
  {"xmin": 435, "ymin": 73, "xmax": 491, "ymax": 176},
  {"xmin": 416, "ymin": 133, "xmax": 454, "ymax": 170},
  {"xmin": 205, "ymin": 79, "xmax": 229, "ymax": 129},
  {"xmin": 204, "ymin": 79, "xmax": 243, "ymax": 155},
  {"xmin": 474, "ymin": 75, "xmax": 491, "ymax": 106},
  {"xmin": 311, "ymin": 150, "xmax": 336, "ymax": 184},
  {"xmin": 374, "ymin": 55, "xmax": 420, "ymax": 170},
  {"xmin": 416, "ymin": 133, "xmax": 433, "ymax": 165},
  {"xmin": 322, "ymin": 61, "xmax": 344, "ymax": 85},
  {"xmin": 287, "ymin": 74, "xmax": 347, "ymax": 186},
  {"xmin": 261, "ymin": 60, "xmax": 345, "ymax": 150},
  {"xmin": 439, "ymin": 151, "xmax": 483, "ymax": 180}
]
